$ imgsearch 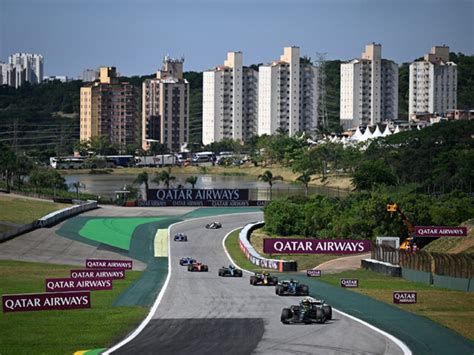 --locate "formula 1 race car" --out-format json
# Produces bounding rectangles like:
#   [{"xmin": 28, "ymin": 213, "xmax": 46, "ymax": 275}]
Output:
[
  {"xmin": 179, "ymin": 257, "xmax": 196, "ymax": 266},
  {"xmin": 174, "ymin": 233, "xmax": 188, "ymax": 242},
  {"xmin": 188, "ymin": 262, "xmax": 209, "ymax": 272},
  {"xmin": 250, "ymin": 271, "xmax": 278, "ymax": 286},
  {"xmin": 218, "ymin": 265, "xmax": 243, "ymax": 277},
  {"xmin": 275, "ymin": 280, "xmax": 309, "ymax": 296},
  {"xmin": 205, "ymin": 221, "xmax": 222, "ymax": 229},
  {"xmin": 280, "ymin": 297, "xmax": 331, "ymax": 324}
]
